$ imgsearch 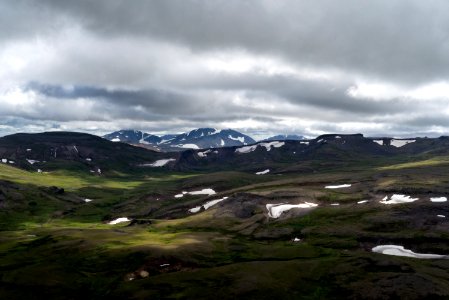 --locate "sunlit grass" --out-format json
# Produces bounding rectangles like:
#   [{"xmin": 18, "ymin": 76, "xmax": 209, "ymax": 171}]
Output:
[{"xmin": 378, "ymin": 156, "xmax": 449, "ymax": 170}]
